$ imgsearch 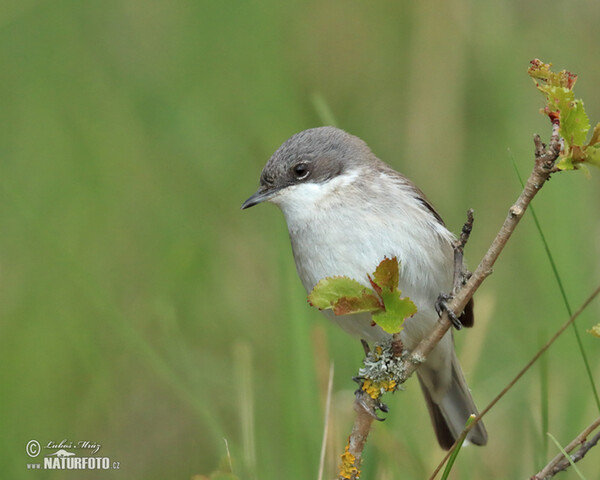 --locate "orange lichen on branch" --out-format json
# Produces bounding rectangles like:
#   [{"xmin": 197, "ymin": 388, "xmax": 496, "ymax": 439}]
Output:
[
  {"xmin": 339, "ymin": 444, "xmax": 360, "ymax": 480},
  {"xmin": 361, "ymin": 378, "xmax": 397, "ymax": 400}
]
